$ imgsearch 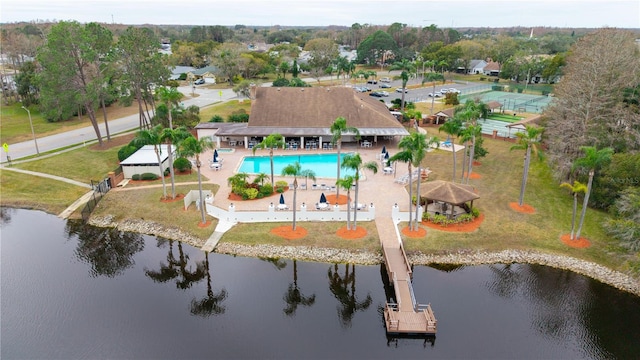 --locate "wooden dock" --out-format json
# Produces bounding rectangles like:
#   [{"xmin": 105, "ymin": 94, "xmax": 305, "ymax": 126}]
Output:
[{"xmin": 376, "ymin": 218, "xmax": 437, "ymax": 335}]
